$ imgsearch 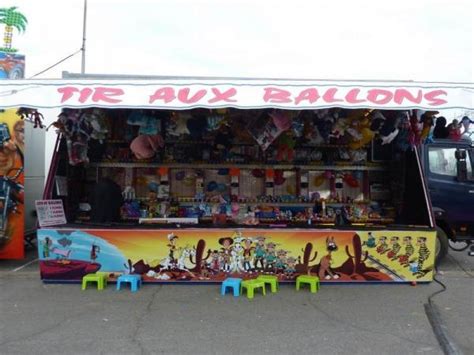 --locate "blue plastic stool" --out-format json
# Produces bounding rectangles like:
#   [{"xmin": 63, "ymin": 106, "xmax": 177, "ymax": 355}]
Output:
[
  {"xmin": 116, "ymin": 274, "xmax": 142, "ymax": 292},
  {"xmin": 221, "ymin": 278, "xmax": 242, "ymax": 296}
]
